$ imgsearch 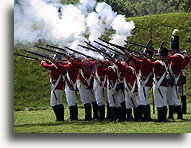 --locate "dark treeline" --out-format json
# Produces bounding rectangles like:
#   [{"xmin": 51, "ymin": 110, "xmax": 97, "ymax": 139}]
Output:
[{"xmin": 61, "ymin": 0, "xmax": 190, "ymax": 17}]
